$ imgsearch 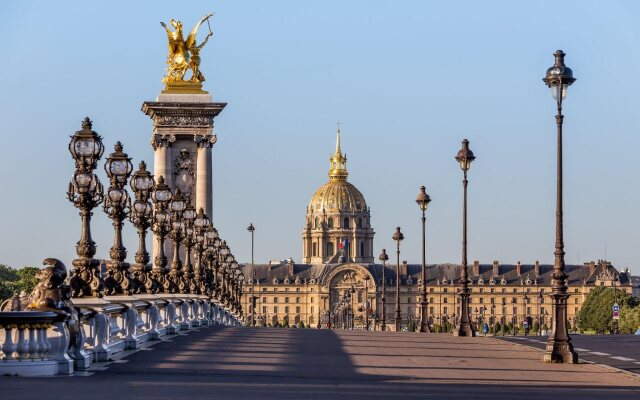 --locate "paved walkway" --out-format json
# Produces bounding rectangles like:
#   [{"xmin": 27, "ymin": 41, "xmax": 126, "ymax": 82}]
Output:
[
  {"xmin": 2, "ymin": 327, "xmax": 640, "ymax": 400},
  {"xmin": 501, "ymin": 334, "xmax": 640, "ymax": 375}
]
